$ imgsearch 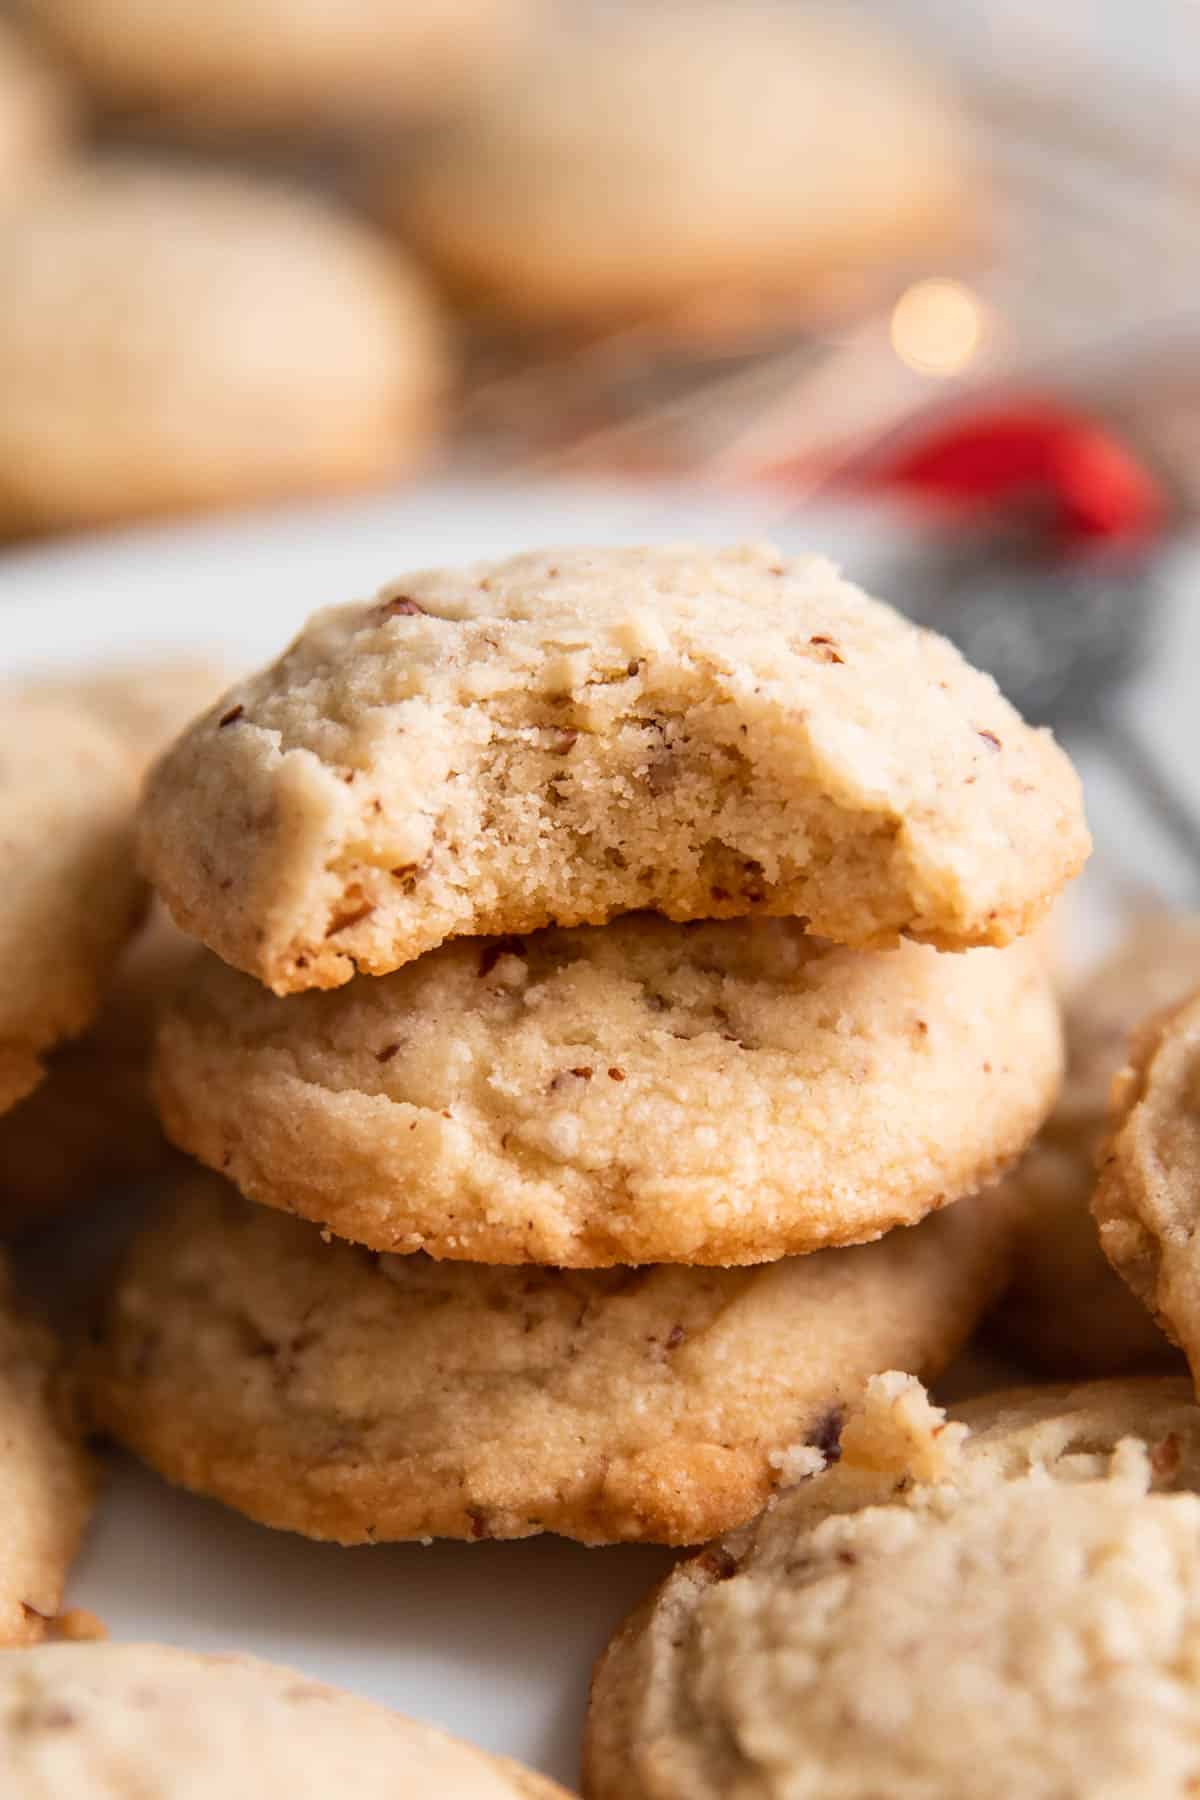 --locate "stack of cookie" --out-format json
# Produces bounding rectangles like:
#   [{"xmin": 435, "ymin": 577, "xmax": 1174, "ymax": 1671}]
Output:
[{"xmin": 88, "ymin": 544, "xmax": 1088, "ymax": 1549}]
